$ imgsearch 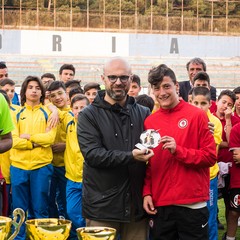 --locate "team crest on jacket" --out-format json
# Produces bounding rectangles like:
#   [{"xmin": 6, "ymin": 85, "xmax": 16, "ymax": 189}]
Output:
[
  {"xmin": 231, "ymin": 194, "xmax": 240, "ymax": 208},
  {"xmin": 178, "ymin": 119, "xmax": 188, "ymax": 129}
]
